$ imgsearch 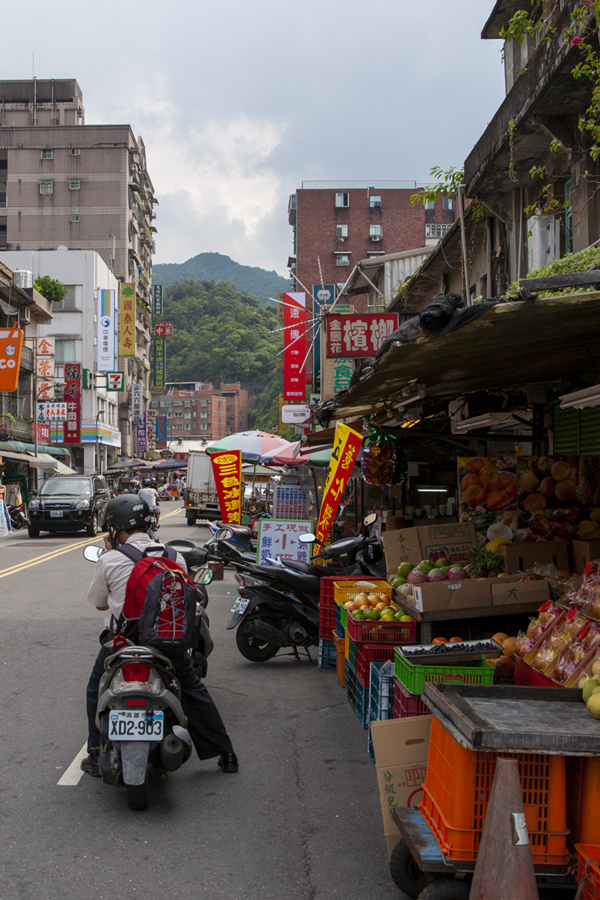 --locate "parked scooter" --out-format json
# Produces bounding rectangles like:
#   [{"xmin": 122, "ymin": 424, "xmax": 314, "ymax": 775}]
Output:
[
  {"xmin": 8, "ymin": 503, "xmax": 26, "ymax": 530},
  {"xmin": 82, "ymin": 543, "xmax": 215, "ymax": 809}
]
